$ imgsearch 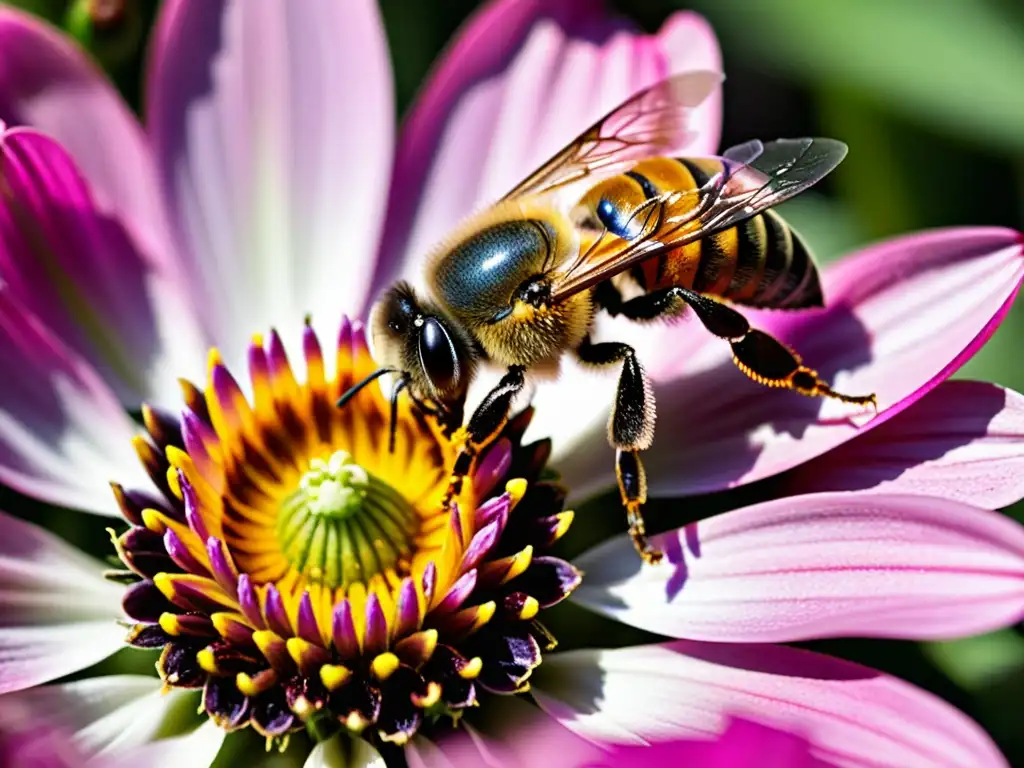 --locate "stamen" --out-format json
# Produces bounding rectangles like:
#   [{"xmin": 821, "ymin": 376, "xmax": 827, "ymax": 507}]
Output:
[{"xmin": 274, "ymin": 450, "xmax": 418, "ymax": 589}]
